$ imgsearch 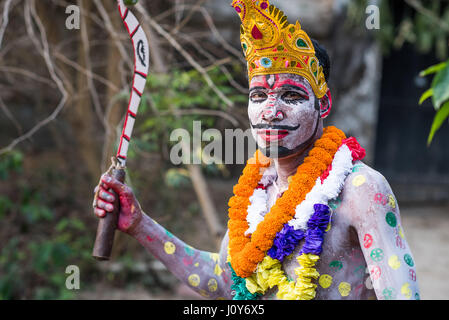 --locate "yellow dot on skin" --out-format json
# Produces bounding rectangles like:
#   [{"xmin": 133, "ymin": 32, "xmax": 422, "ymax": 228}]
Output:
[
  {"xmin": 401, "ymin": 282, "xmax": 412, "ymax": 299},
  {"xmin": 214, "ymin": 263, "xmax": 223, "ymax": 276},
  {"xmin": 388, "ymin": 255, "xmax": 401, "ymax": 270},
  {"xmin": 398, "ymin": 226, "xmax": 404, "ymax": 239},
  {"xmin": 164, "ymin": 241, "xmax": 176, "ymax": 255},
  {"xmin": 338, "ymin": 282, "xmax": 351, "ymax": 297},
  {"xmin": 210, "ymin": 253, "xmax": 220, "ymax": 263},
  {"xmin": 194, "ymin": 262, "xmax": 199, "ymax": 267},
  {"xmin": 319, "ymin": 274, "xmax": 333, "ymax": 289},
  {"xmin": 188, "ymin": 274, "xmax": 201, "ymax": 287},
  {"xmin": 352, "ymin": 175, "xmax": 366, "ymax": 187},
  {"xmin": 388, "ymin": 195, "xmax": 396, "ymax": 208},
  {"xmin": 208, "ymin": 278, "xmax": 218, "ymax": 292}
]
